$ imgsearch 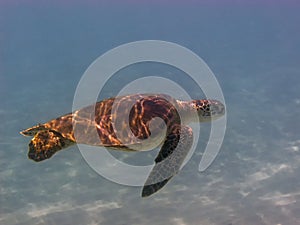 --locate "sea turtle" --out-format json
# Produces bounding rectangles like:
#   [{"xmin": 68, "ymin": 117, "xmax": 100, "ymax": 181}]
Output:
[{"xmin": 20, "ymin": 94, "xmax": 225, "ymax": 197}]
